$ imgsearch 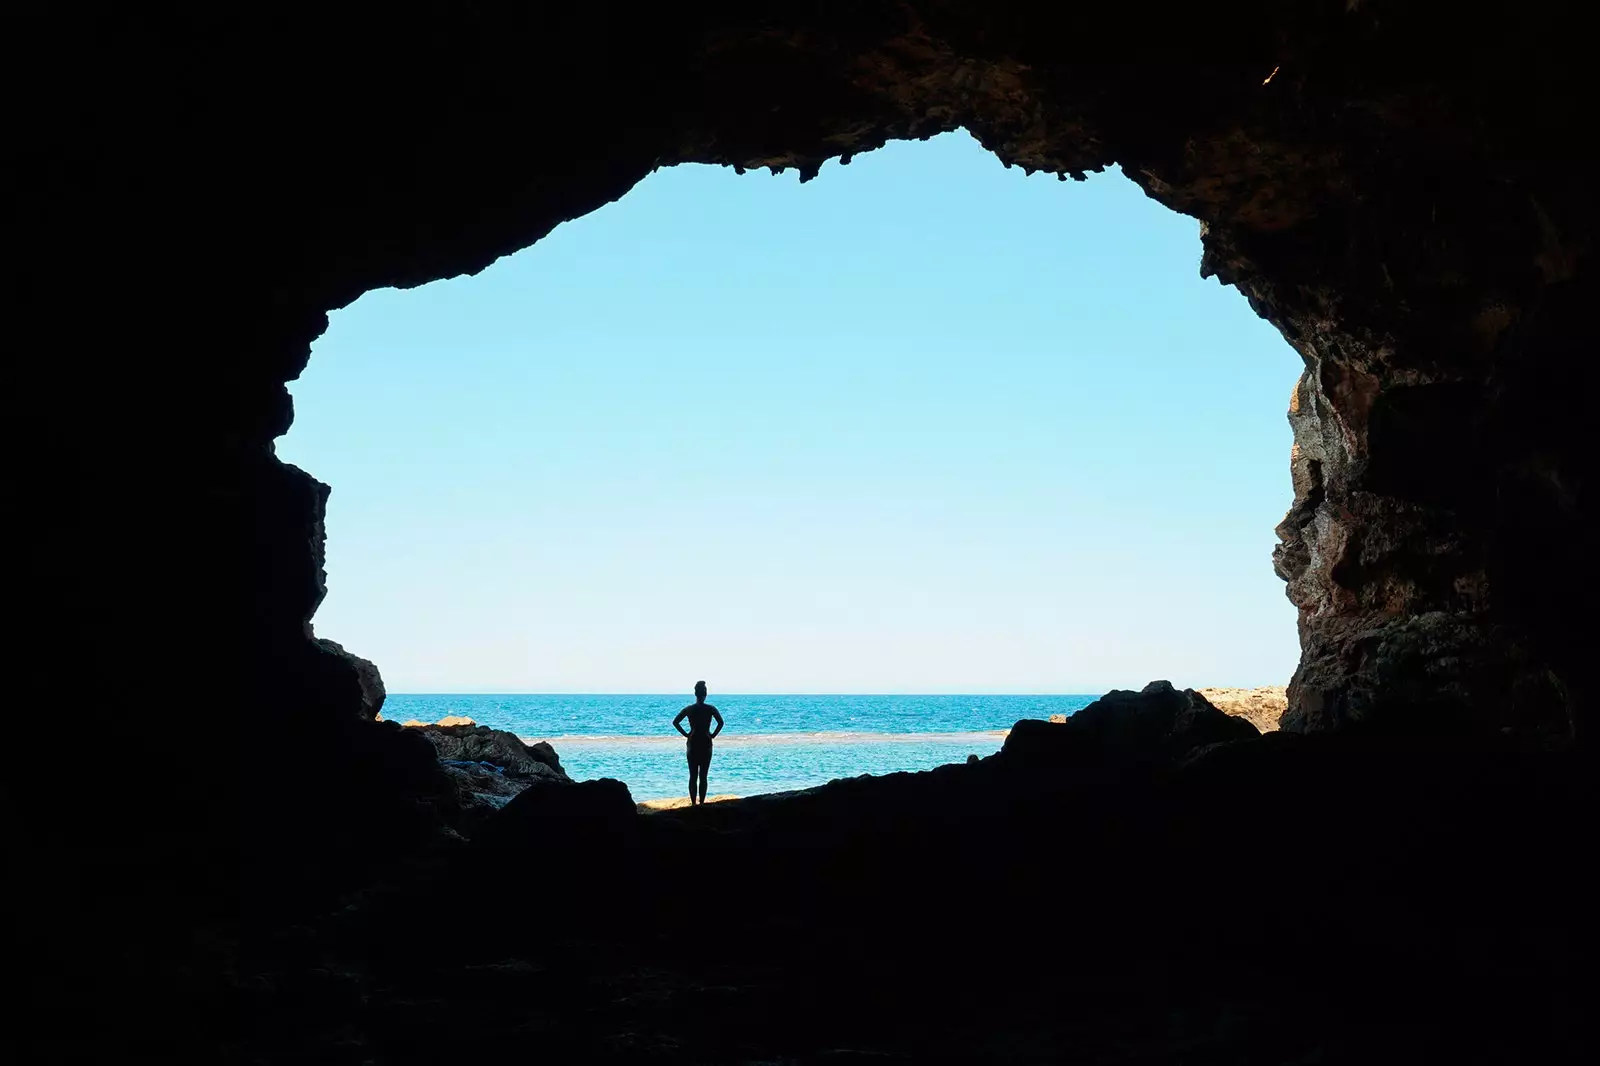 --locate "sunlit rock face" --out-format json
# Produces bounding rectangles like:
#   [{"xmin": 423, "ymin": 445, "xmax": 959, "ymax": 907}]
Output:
[
  {"xmin": 1264, "ymin": 243, "xmax": 1588, "ymax": 738},
  {"xmin": 30, "ymin": 0, "xmax": 1590, "ymax": 783}
]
